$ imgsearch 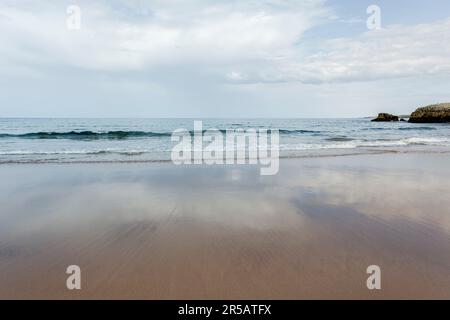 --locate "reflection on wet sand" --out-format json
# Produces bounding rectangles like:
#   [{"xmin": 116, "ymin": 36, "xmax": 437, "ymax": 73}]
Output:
[{"xmin": 0, "ymin": 153, "xmax": 449, "ymax": 299}]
